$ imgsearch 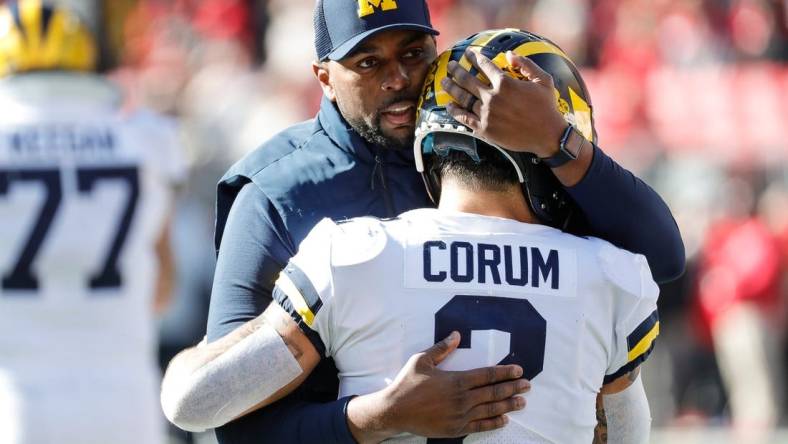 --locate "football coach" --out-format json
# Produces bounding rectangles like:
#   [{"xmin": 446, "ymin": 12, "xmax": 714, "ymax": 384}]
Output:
[{"xmin": 161, "ymin": 0, "xmax": 684, "ymax": 442}]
